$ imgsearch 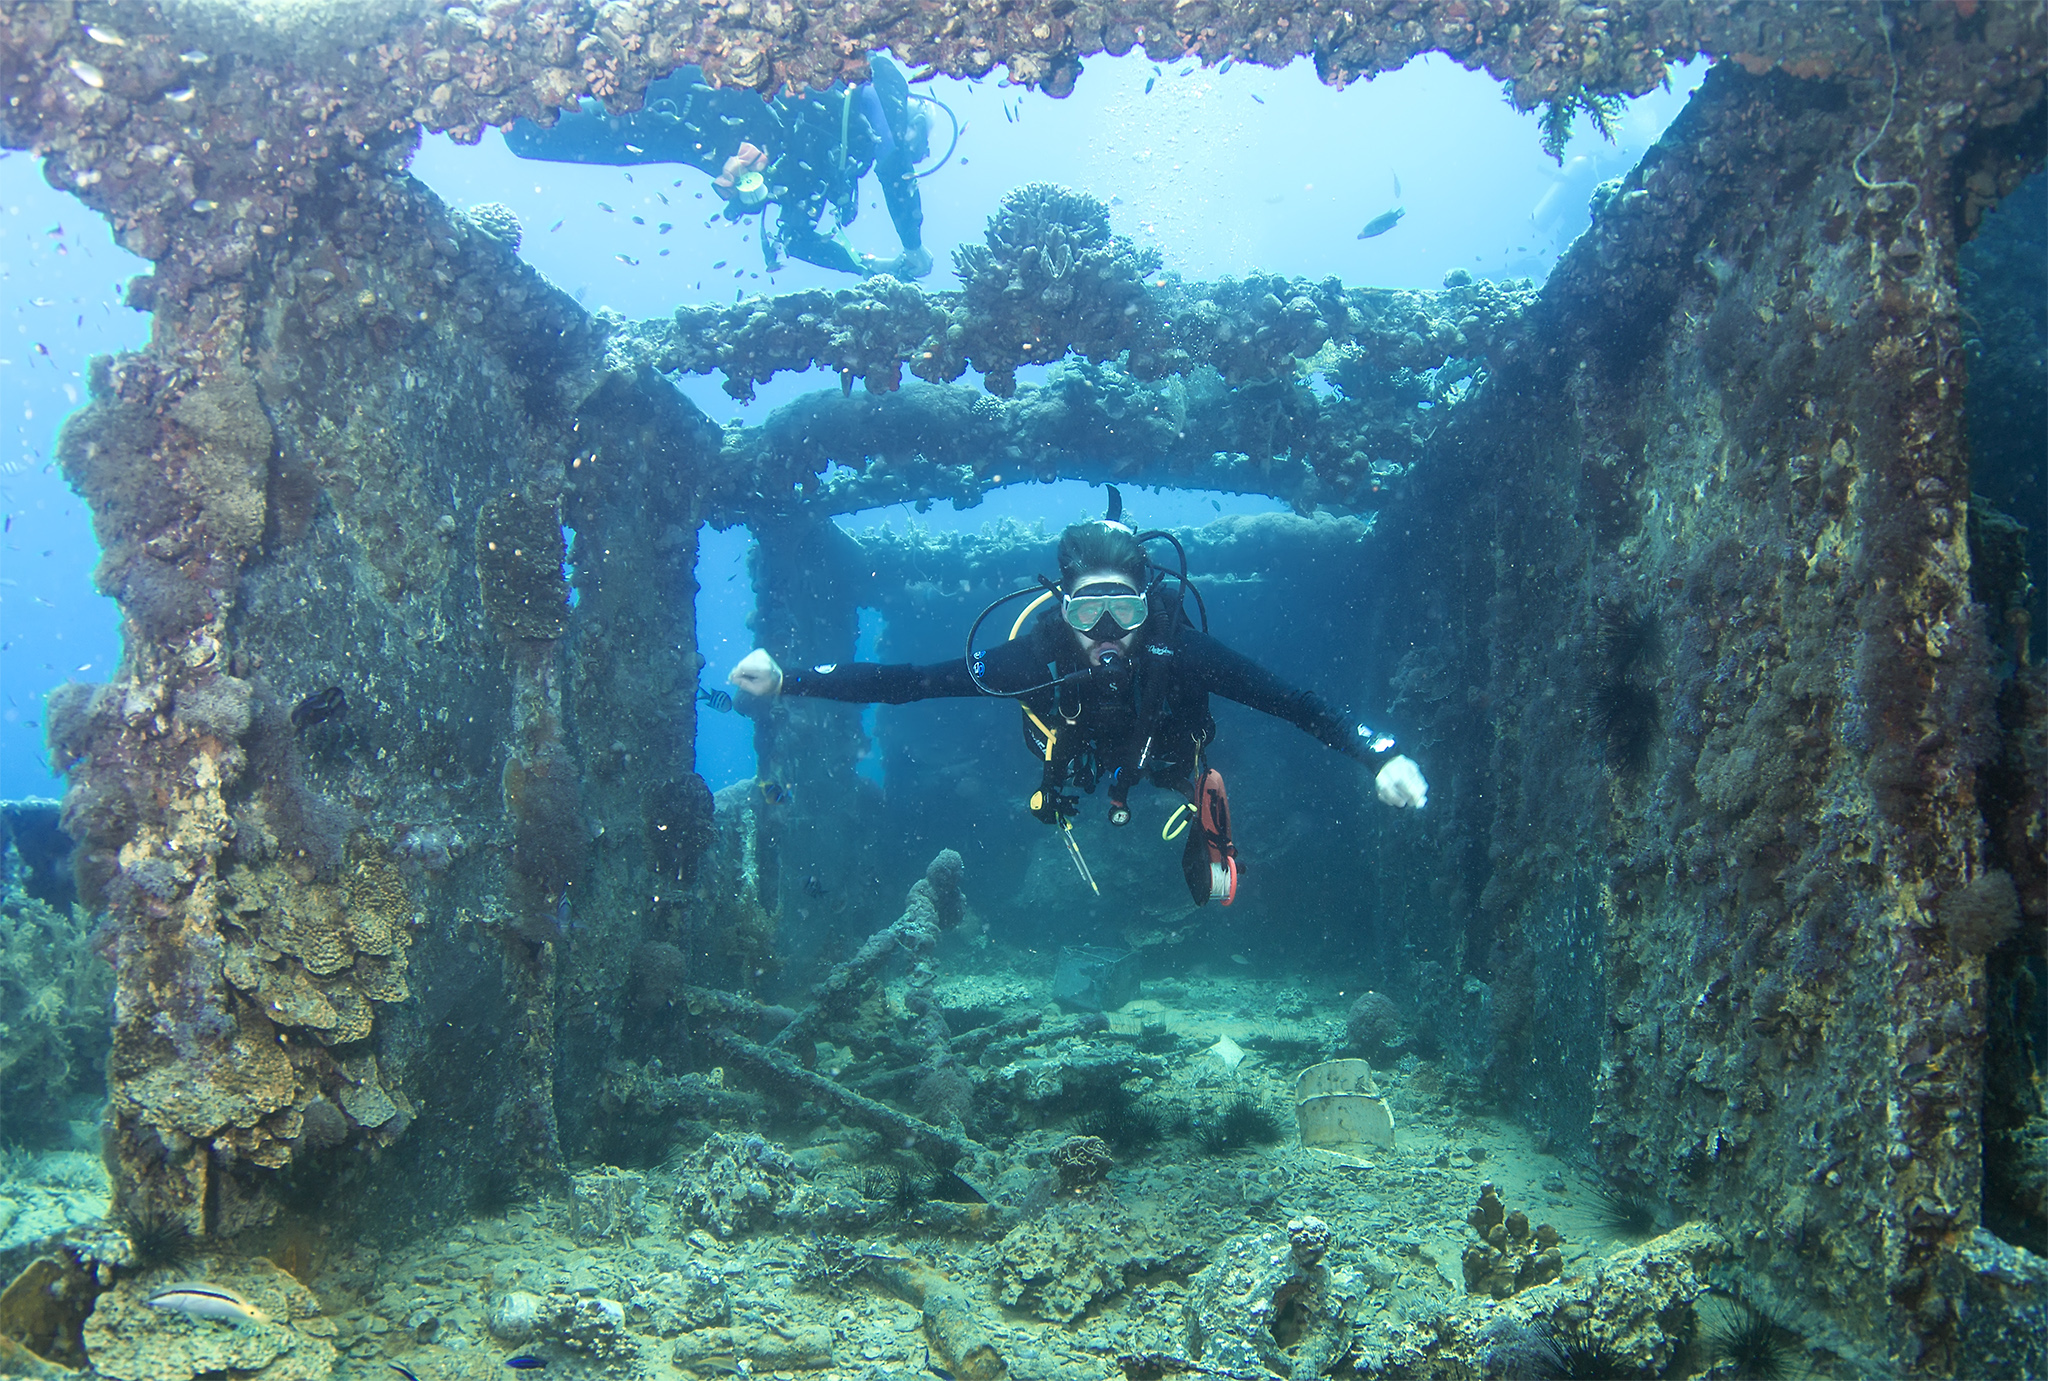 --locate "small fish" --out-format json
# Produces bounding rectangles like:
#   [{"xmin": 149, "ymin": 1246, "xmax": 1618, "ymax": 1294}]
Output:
[
  {"xmin": 697, "ymin": 686, "xmax": 733, "ymax": 713},
  {"xmin": 549, "ymin": 219, "xmax": 563, "ymax": 232},
  {"xmin": 67, "ymin": 59, "xmax": 105, "ymax": 89},
  {"xmin": 801, "ymin": 874, "xmax": 827, "ymax": 897},
  {"xmin": 711, "ymin": 259, "xmax": 726, "ymax": 269},
  {"xmin": 179, "ymin": 50, "xmax": 210, "ymax": 63},
  {"xmin": 1251, "ymin": 93, "xmax": 1264, "ymax": 104},
  {"xmin": 1218, "ymin": 57, "xmax": 1233, "ymax": 74},
  {"xmin": 758, "ymin": 779, "xmax": 793, "ymax": 806},
  {"xmin": 165, "ymin": 87, "xmax": 195, "ymax": 103},
  {"xmin": 505, "ymin": 1358, "xmax": 546, "ymax": 1371},
  {"xmin": 630, "ymin": 215, "xmax": 644, "ymax": 225},
  {"xmin": 657, "ymin": 192, "xmax": 669, "ymax": 205},
  {"xmin": 616, "ymin": 254, "xmax": 639, "ymax": 266},
  {"xmin": 658, "ymin": 222, "xmax": 672, "ymax": 233},
  {"xmin": 1143, "ymin": 77, "xmax": 1155, "ymax": 94},
  {"xmin": 191, "ymin": 199, "xmax": 218, "ymax": 212},
  {"xmin": 1393, "ymin": 172, "xmax": 1403, "ymax": 199},
  {"xmin": 596, "ymin": 201, "xmax": 613, "ymax": 212},
  {"xmin": 624, "ymin": 146, "xmax": 643, "ymax": 155},
  {"xmin": 1357, "ymin": 206, "xmax": 1405, "ymax": 239},
  {"xmin": 146, "ymin": 1283, "xmax": 270, "ymax": 1325},
  {"xmin": 1369, "ymin": 459, "xmax": 1406, "ymax": 478},
  {"xmin": 290, "ymin": 686, "xmax": 347, "ymax": 731},
  {"xmin": 924, "ymin": 1346, "xmax": 957, "ymax": 1380},
  {"xmin": 85, "ymin": 24, "xmax": 126, "ymax": 45},
  {"xmin": 389, "ymin": 1366, "xmax": 422, "ymax": 1381}
]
